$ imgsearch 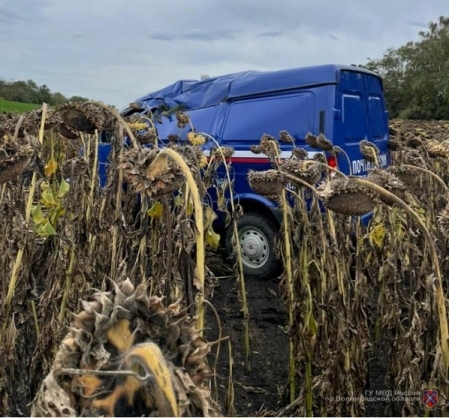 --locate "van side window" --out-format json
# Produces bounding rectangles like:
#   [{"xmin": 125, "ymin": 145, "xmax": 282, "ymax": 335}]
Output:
[
  {"xmin": 222, "ymin": 93, "xmax": 314, "ymax": 143},
  {"xmin": 341, "ymin": 93, "xmax": 367, "ymax": 141},
  {"xmin": 368, "ymin": 96, "xmax": 387, "ymax": 138}
]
